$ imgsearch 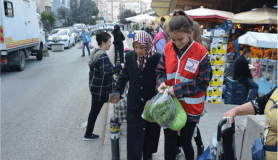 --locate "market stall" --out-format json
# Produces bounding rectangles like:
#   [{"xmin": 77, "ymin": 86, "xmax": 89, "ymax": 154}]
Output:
[
  {"xmin": 238, "ymin": 31, "xmax": 277, "ymax": 95},
  {"xmin": 230, "ymin": 5, "xmax": 277, "ymax": 24}
]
